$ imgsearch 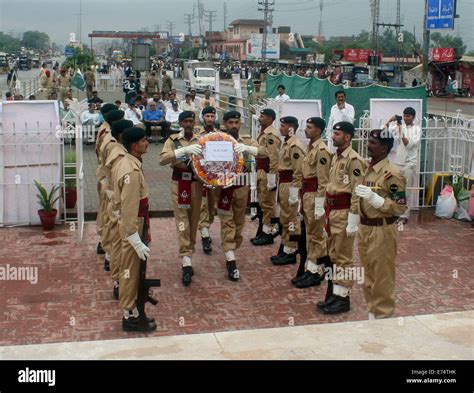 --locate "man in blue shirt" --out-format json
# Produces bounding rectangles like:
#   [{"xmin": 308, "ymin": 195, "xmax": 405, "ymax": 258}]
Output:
[{"xmin": 143, "ymin": 101, "xmax": 167, "ymax": 143}]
